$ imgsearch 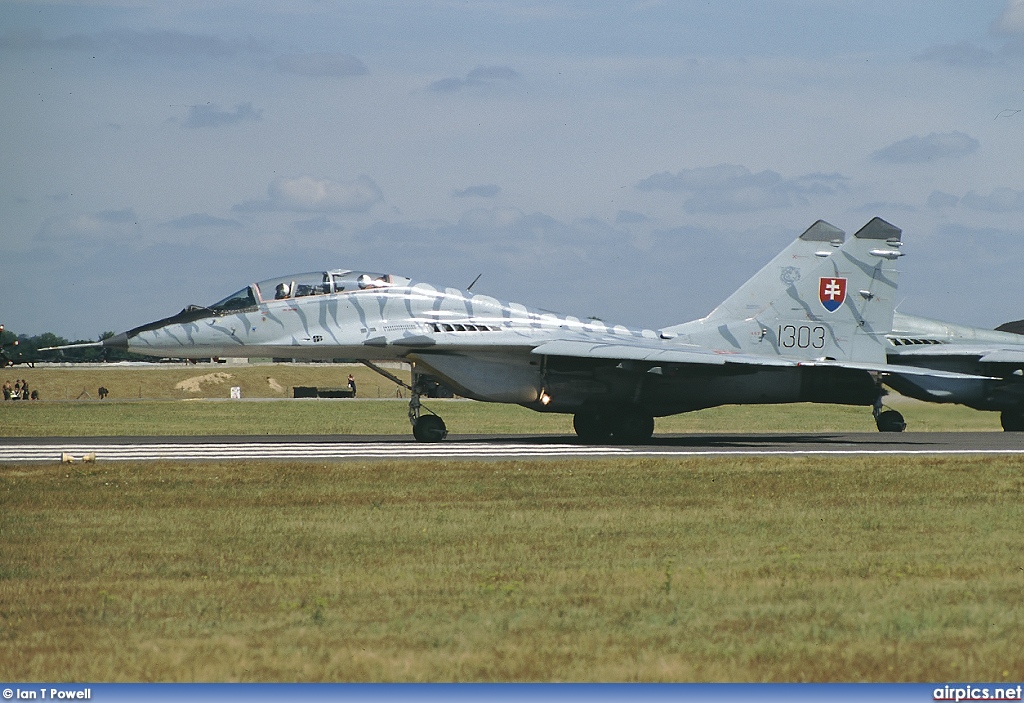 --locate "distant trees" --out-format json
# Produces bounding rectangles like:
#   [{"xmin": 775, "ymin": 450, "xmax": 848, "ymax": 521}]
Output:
[{"xmin": 1, "ymin": 326, "xmax": 151, "ymax": 365}]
